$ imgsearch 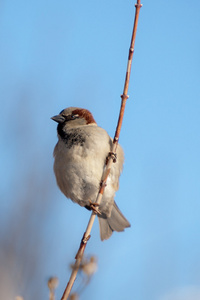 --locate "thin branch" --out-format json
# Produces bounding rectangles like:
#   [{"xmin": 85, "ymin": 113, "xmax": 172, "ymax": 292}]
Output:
[
  {"xmin": 48, "ymin": 277, "xmax": 59, "ymax": 300},
  {"xmin": 61, "ymin": 1, "xmax": 142, "ymax": 299}
]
